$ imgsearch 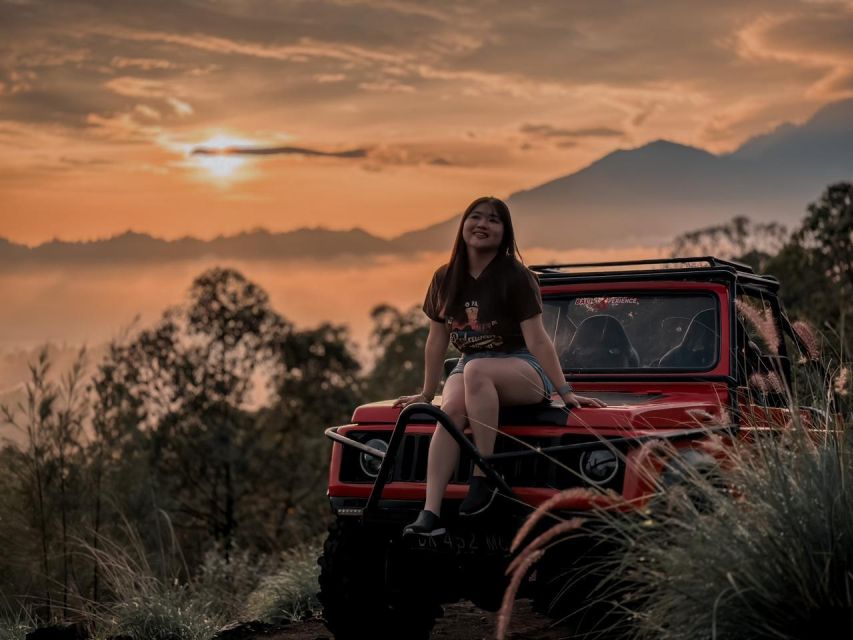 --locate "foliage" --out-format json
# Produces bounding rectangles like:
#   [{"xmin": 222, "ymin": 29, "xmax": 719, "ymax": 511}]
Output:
[
  {"xmin": 0, "ymin": 346, "xmax": 89, "ymax": 618},
  {"xmin": 245, "ymin": 542, "xmax": 323, "ymax": 624},
  {"xmin": 670, "ymin": 215, "xmax": 789, "ymax": 269},
  {"xmin": 795, "ymin": 182, "xmax": 853, "ymax": 293},
  {"xmin": 108, "ymin": 593, "xmax": 218, "ymax": 640},
  {"xmin": 191, "ymin": 547, "xmax": 273, "ymax": 622},
  {"xmin": 364, "ymin": 304, "xmax": 430, "ymax": 398},
  {"xmin": 671, "ymin": 183, "xmax": 853, "ymax": 357},
  {"xmin": 791, "ymin": 182, "xmax": 853, "ymax": 357},
  {"xmin": 364, "ymin": 303, "xmax": 455, "ymax": 399},
  {"xmin": 253, "ymin": 323, "xmax": 363, "ymax": 547},
  {"xmin": 86, "ymin": 515, "xmax": 222, "ymax": 640},
  {"xmin": 0, "ymin": 266, "xmax": 363, "ymax": 628},
  {"xmin": 0, "ymin": 619, "xmax": 29, "ymax": 640},
  {"xmin": 595, "ymin": 421, "xmax": 852, "ymax": 640}
]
